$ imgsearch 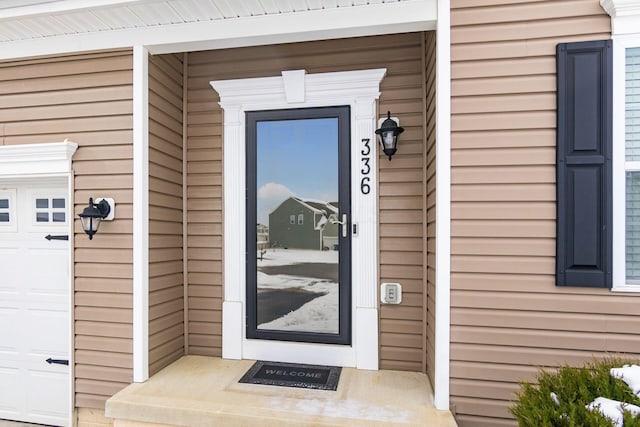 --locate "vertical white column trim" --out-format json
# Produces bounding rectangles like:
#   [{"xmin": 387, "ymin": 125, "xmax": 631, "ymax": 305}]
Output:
[
  {"xmin": 67, "ymin": 169, "xmax": 75, "ymax": 427},
  {"xmin": 353, "ymin": 99, "xmax": 379, "ymax": 370},
  {"xmin": 353, "ymin": 99, "xmax": 378, "ymax": 309},
  {"xmin": 133, "ymin": 45, "xmax": 149, "ymax": 382},
  {"xmin": 221, "ymin": 104, "xmax": 244, "ymax": 359},
  {"xmin": 612, "ymin": 37, "xmax": 626, "ymax": 290},
  {"xmin": 182, "ymin": 52, "xmax": 190, "ymax": 353},
  {"xmin": 434, "ymin": 0, "xmax": 451, "ymax": 411}
]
